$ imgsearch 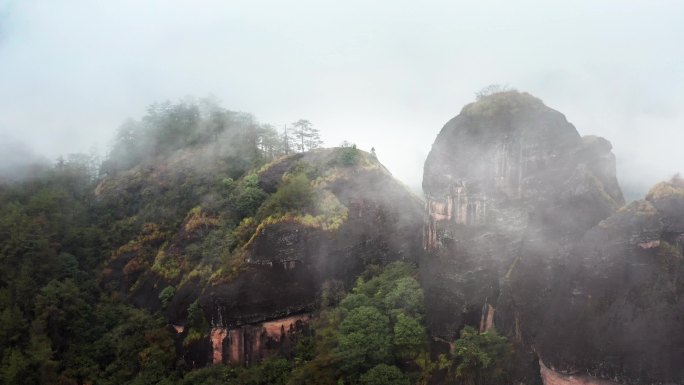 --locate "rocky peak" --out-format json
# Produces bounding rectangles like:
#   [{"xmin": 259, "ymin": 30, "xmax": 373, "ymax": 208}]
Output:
[{"xmin": 421, "ymin": 91, "xmax": 624, "ymax": 382}]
